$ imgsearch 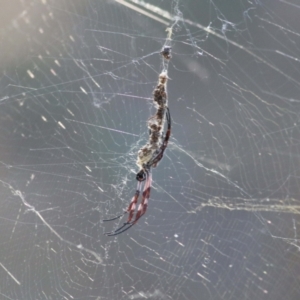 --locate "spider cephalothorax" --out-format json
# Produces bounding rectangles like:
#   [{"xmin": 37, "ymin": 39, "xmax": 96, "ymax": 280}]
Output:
[{"xmin": 136, "ymin": 169, "xmax": 146, "ymax": 182}]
